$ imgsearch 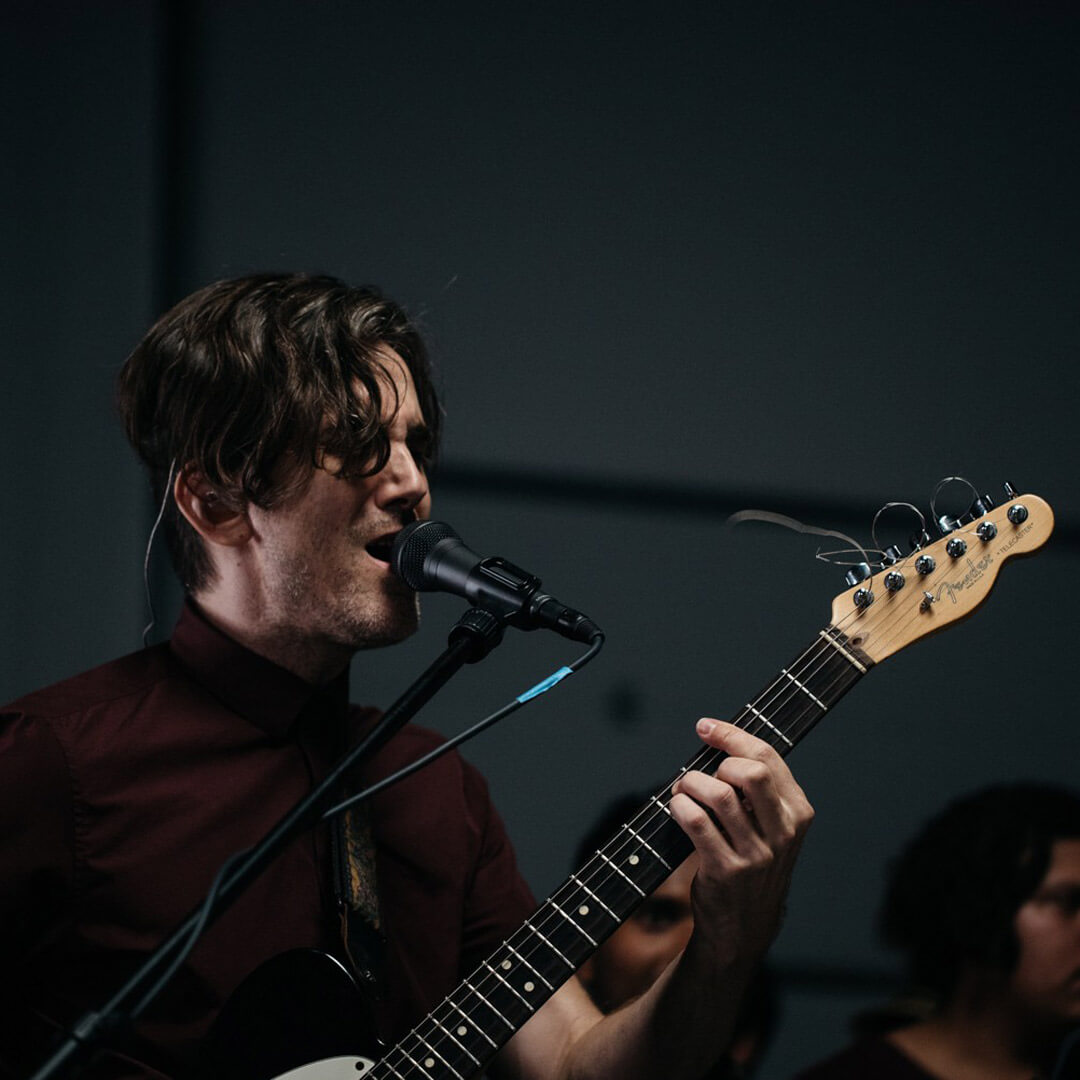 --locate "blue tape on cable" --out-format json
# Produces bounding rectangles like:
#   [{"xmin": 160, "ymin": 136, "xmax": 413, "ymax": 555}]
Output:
[{"xmin": 516, "ymin": 666, "xmax": 574, "ymax": 704}]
